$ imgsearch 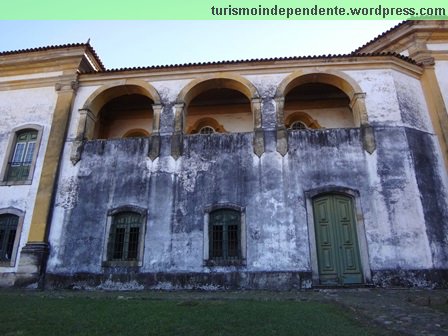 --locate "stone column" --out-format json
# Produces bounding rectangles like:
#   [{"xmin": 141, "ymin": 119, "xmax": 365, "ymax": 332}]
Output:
[
  {"xmin": 16, "ymin": 79, "xmax": 78, "ymax": 287},
  {"xmin": 251, "ymin": 98, "xmax": 264, "ymax": 157},
  {"xmin": 149, "ymin": 104, "xmax": 163, "ymax": 160},
  {"xmin": 350, "ymin": 92, "xmax": 376, "ymax": 154},
  {"xmin": 70, "ymin": 108, "xmax": 96, "ymax": 164},
  {"xmin": 274, "ymin": 97, "xmax": 288, "ymax": 156},
  {"xmin": 171, "ymin": 103, "xmax": 185, "ymax": 160}
]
